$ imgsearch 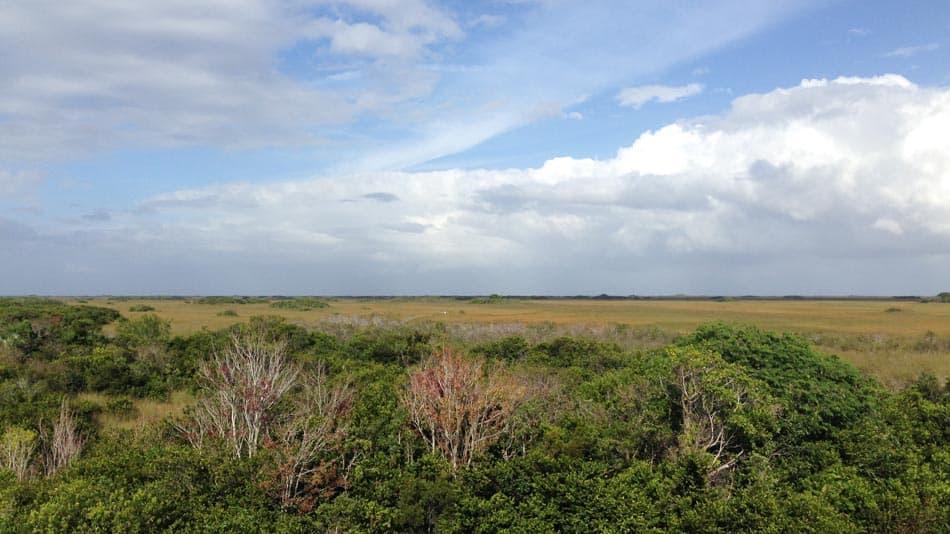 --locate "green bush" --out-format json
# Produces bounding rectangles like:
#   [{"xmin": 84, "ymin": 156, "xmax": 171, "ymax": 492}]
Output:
[
  {"xmin": 192, "ymin": 297, "xmax": 267, "ymax": 305},
  {"xmin": 105, "ymin": 398, "xmax": 137, "ymax": 419},
  {"xmin": 269, "ymin": 298, "xmax": 329, "ymax": 311}
]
